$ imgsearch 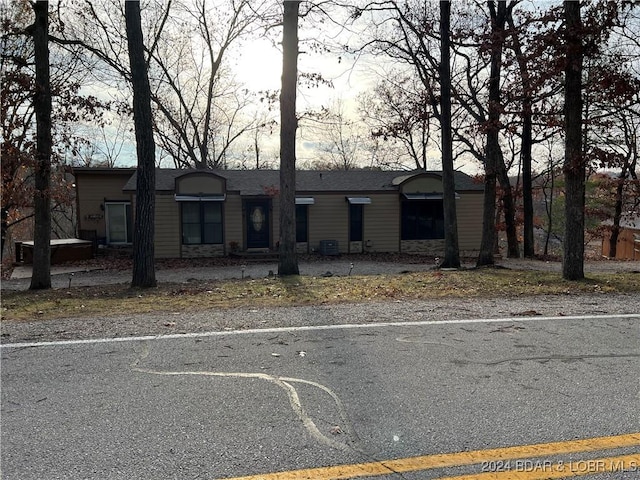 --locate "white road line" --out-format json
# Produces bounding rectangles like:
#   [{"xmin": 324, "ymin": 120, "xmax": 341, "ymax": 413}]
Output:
[{"xmin": 1, "ymin": 313, "xmax": 638, "ymax": 349}]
